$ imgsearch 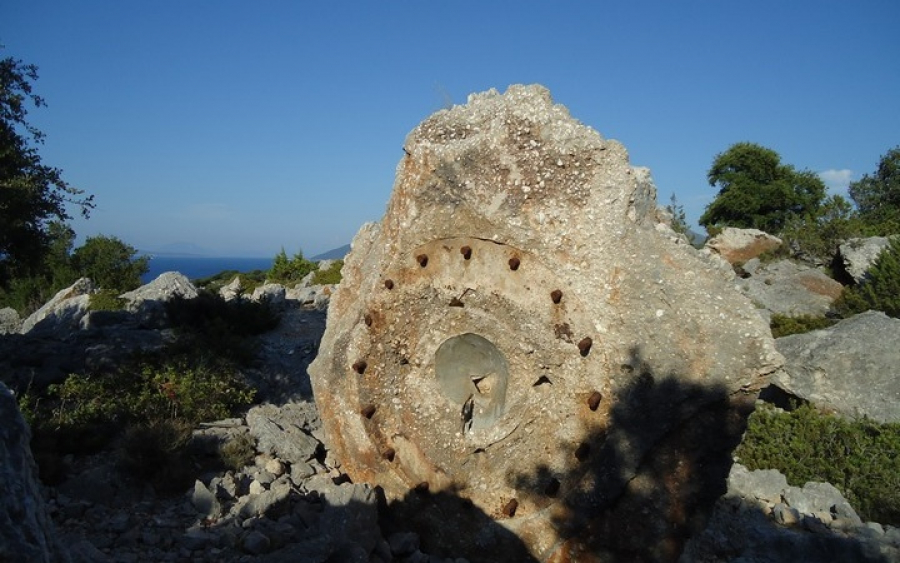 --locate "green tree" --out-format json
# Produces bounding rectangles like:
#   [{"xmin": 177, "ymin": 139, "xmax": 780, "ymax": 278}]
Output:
[
  {"xmin": 848, "ymin": 146, "xmax": 900, "ymax": 234},
  {"xmin": 71, "ymin": 235, "xmax": 148, "ymax": 292},
  {"xmin": 780, "ymin": 194, "xmax": 863, "ymax": 263},
  {"xmin": 0, "ymin": 50, "xmax": 93, "ymax": 284},
  {"xmin": 699, "ymin": 142, "xmax": 826, "ymax": 234},
  {"xmin": 267, "ymin": 248, "xmax": 316, "ymax": 285},
  {"xmin": 664, "ymin": 193, "xmax": 690, "ymax": 237}
]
